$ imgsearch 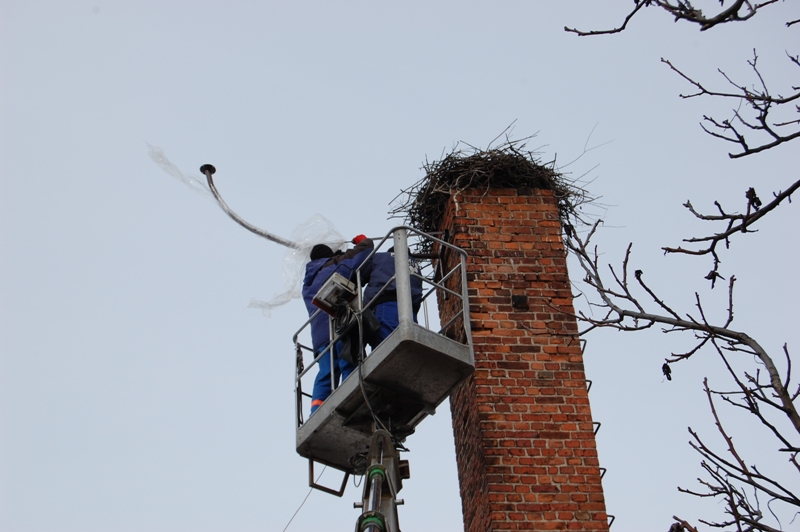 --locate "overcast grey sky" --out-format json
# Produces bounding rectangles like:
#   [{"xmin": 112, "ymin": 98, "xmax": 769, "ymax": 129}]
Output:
[{"xmin": 2, "ymin": 2, "xmax": 798, "ymax": 531}]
